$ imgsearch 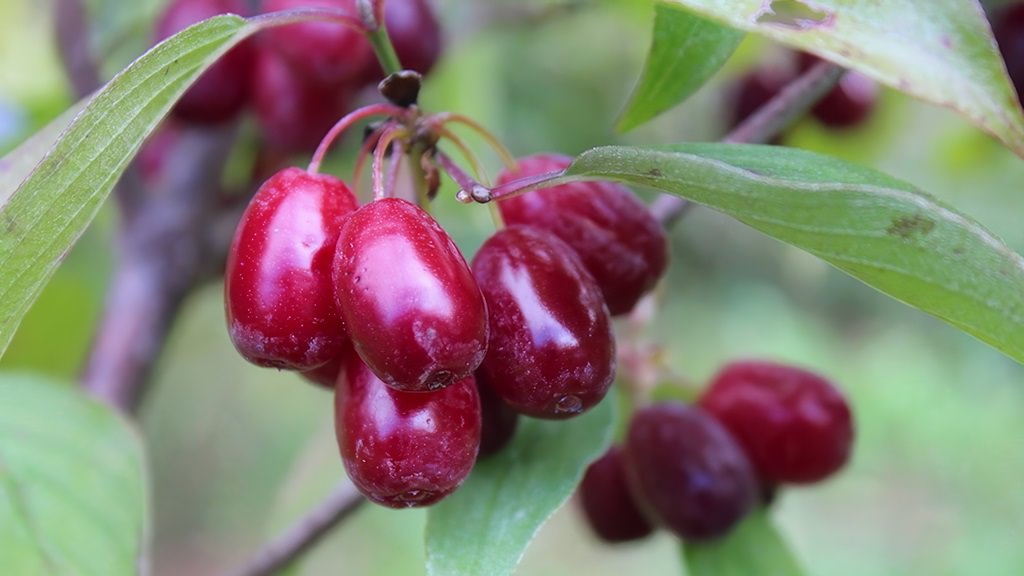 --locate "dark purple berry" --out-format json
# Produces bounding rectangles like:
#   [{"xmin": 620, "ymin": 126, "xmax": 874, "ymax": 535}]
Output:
[
  {"xmin": 624, "ymin": 404, "xmax": 758, "ymax": 541},
  {"xmin": 475, "ymin": 371, "xmax": 519, "ymax": 458},
  {"xmin": 992, "ymin": 4, "xmax": 1024, "ymax": 98},
  {"xmin": 579, "ymin": 446, "xmax": 654, "ymax": 543}
]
